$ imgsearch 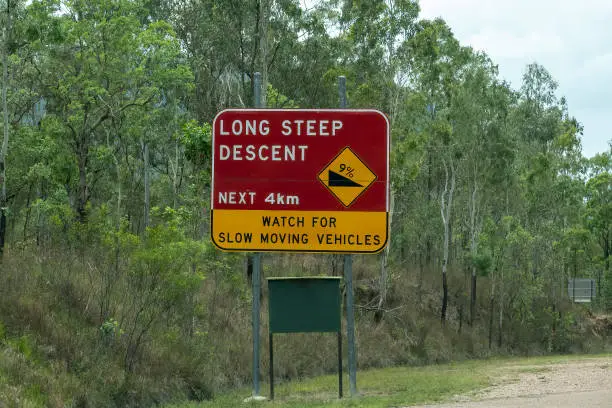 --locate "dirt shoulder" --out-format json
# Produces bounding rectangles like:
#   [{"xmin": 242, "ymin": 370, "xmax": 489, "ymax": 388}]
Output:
[{"xmin": 409, "ymin": 356, "xmax": 612, "ymax": 408}]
